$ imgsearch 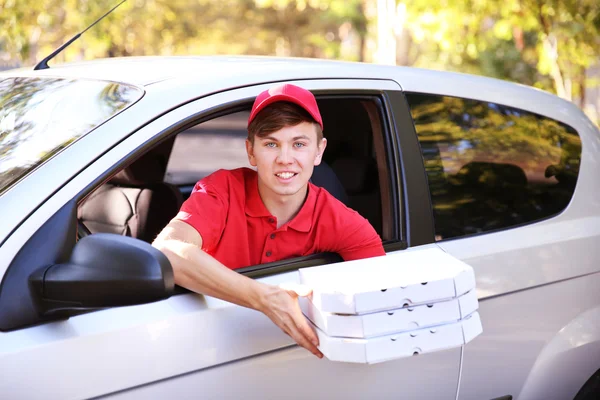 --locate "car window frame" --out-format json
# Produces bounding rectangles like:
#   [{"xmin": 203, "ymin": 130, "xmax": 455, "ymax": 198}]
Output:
[
  {"xmin": 404, "ymin": 91, "xmax": 583, "ymax": 242},
  {"xmin": 84, "ymin": 90, "xmax": 406, "ymax": 280},
  {"xmin": 0, "ymin": 80, "xmax": 410, "ymax": 322}
]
